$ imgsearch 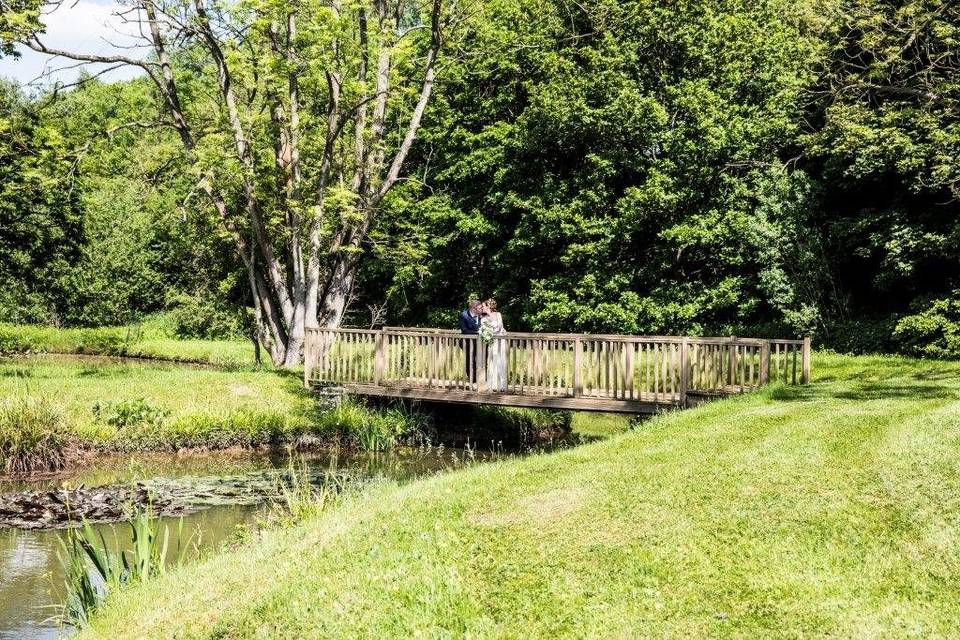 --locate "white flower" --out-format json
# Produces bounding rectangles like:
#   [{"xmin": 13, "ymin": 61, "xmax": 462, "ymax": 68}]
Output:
[{"xmin": 478, "ymin": 320, "xmax": 495, "ymax": 345}]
